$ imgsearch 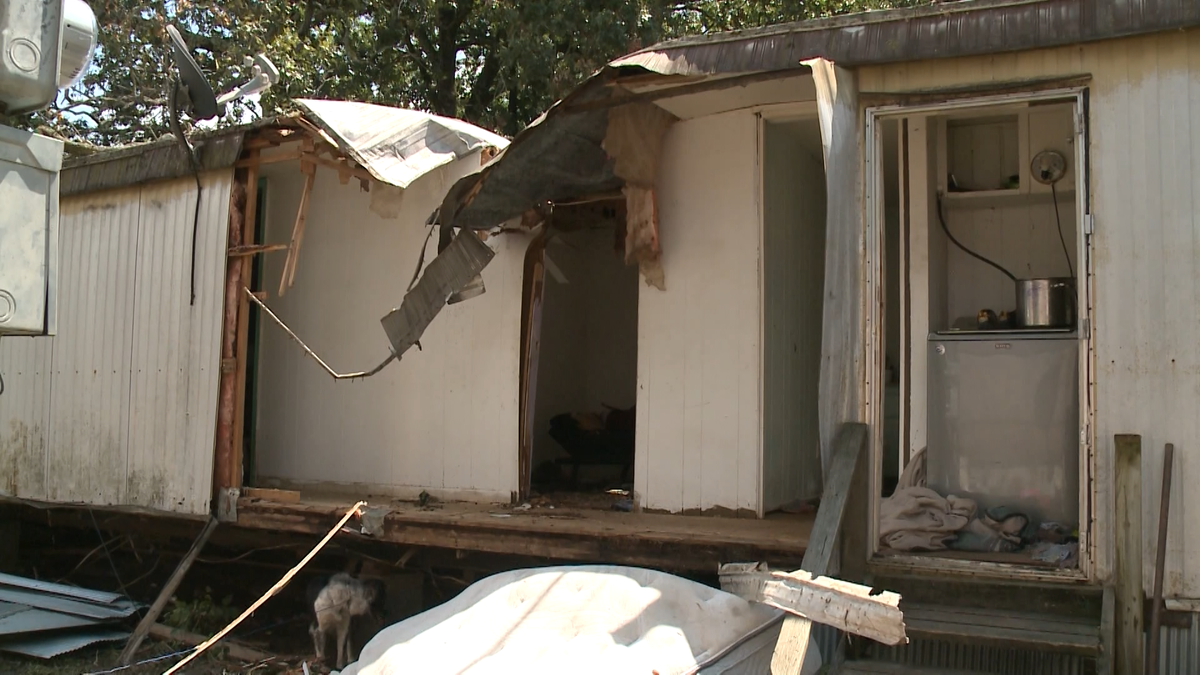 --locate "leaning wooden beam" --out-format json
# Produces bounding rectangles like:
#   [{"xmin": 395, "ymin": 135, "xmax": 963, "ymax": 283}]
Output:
[
  {"xmin": 118, "ymin": 516, "xmax": 219, "ymax": 665},
  {"xmin": 718, "ymin": 562, "xmax": 906, "ymax": 647},
  {"xmin": 279, "ymin": 147, "xmax": 317, "ymax": 297},
  {"xmin": 771, "ymin": 422, "xmax": 868, "ymax": 675}
]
